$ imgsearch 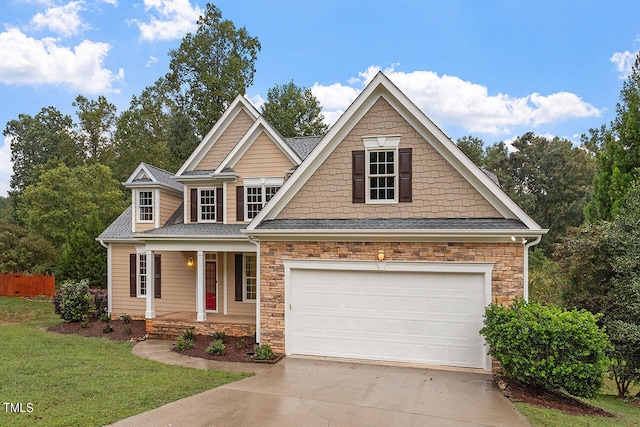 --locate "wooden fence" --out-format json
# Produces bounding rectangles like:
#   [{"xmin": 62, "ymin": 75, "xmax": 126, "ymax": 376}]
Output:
[{"xmin": 0, "ymin": 272, "xmax": 55, "ymax": 297}]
